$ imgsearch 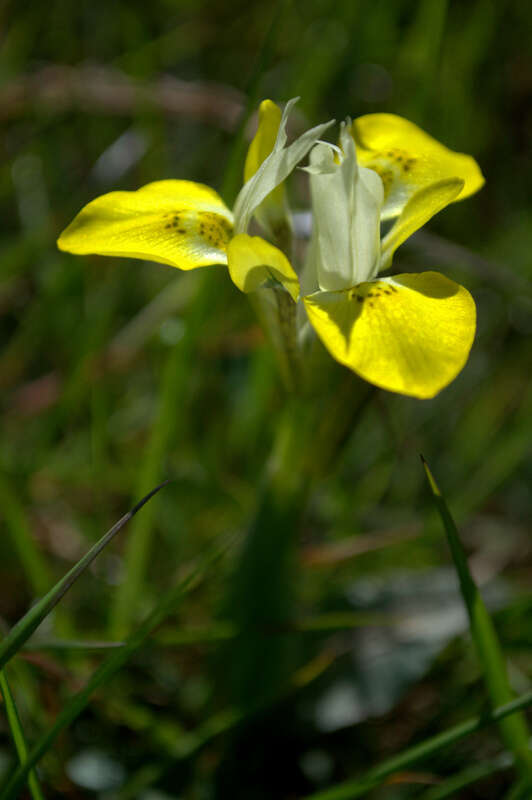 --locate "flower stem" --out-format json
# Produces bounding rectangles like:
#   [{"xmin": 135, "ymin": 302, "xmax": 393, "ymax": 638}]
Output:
[
  {"xmin": 221, "ymin": 396, "xmax": 312, "ymax": 707},
  {"xmin": 274, "ymin": 287, "xmax": 300, "ymax": 391}
]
